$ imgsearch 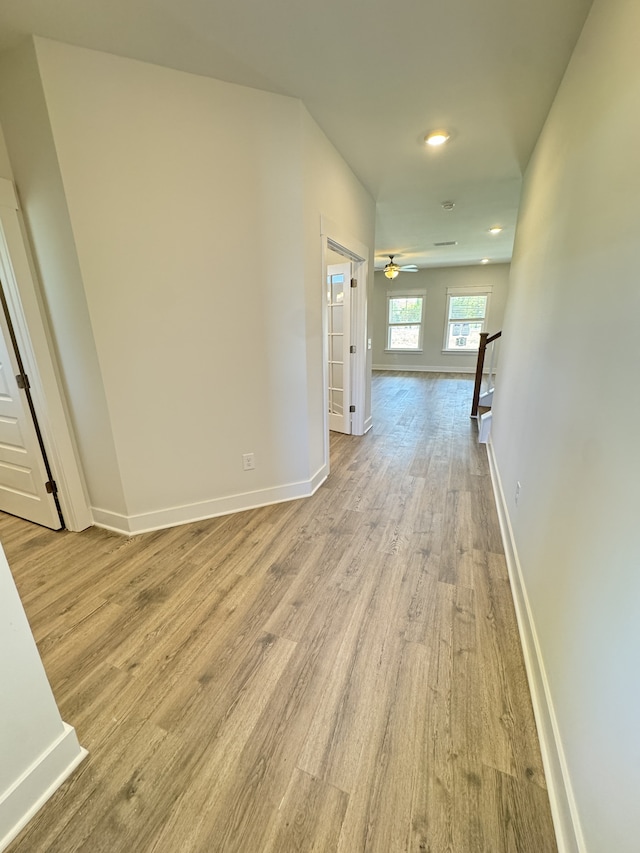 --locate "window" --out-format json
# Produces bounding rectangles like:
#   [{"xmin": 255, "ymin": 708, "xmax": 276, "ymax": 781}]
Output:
[
  {"xmin": 386, "ymin": 293, "xmax": 425, "ymax": 351},
  {"xmin": 443, "ymin": 288, "xmax": 491, "ymax": 352}
]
